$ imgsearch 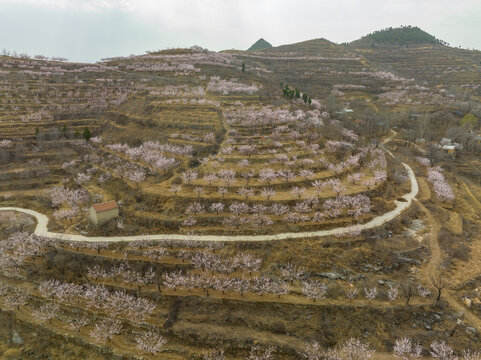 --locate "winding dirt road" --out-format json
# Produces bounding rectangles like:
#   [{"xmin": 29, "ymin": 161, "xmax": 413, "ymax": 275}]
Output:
[{"xmin": 417, "ymin": 201, "xmax": 481, "ymax": 333}]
